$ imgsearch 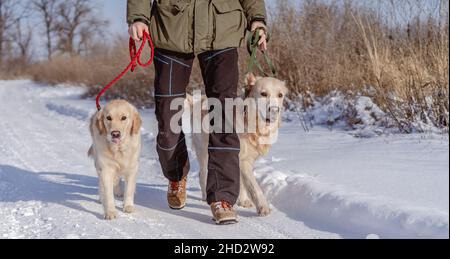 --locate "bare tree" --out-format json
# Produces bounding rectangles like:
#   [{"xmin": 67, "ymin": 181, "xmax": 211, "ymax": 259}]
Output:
[
  {"xmin": 0, "ymin": 0, "xmax": 24, "ymax": 65},
  {"xmin": 54, "ymin": 0, "xmax": 108, "ymax": 56},
  {"xmin": 32, "ymin": 0, "xmax": 58, "ymax": 60},
  {"xmin": 14, "ymin": 21, "xmax": 33, "ymax": 64}
]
